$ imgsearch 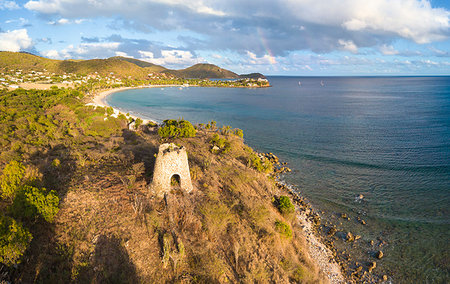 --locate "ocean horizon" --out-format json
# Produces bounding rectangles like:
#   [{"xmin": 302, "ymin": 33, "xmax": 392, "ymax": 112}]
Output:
[{"xmin": 107, "ymin": 76, "xmax": 450, "ymax": 282}]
